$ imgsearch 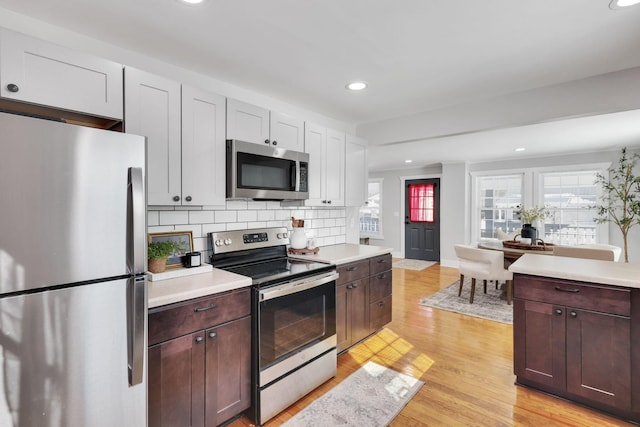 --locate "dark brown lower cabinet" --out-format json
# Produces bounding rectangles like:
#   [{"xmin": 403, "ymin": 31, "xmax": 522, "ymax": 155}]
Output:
[
  {"xmin": 336, "ymin": 253, "xmax": 392, "ymax": 353},
  {"xmin": 148, "ymin": 288, "xmax": 251, "ymax": 427},
  {"xmin": 513, "ymin": 273, "xmax": 637, "ymax": 422}
]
